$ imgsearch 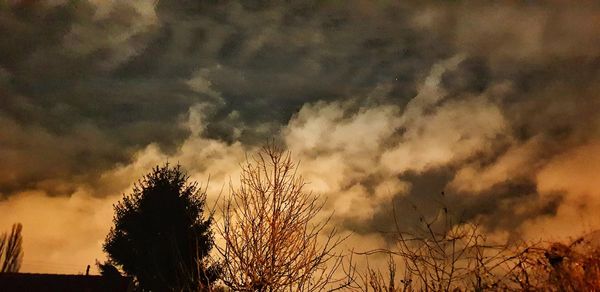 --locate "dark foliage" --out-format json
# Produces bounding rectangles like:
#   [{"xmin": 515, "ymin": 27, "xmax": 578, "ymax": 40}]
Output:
[
  {"xmin": 97, "ymin": 261, "xmax": 121, "ymax": 279},
  {"xmin": 103, "ymin": 164, "xmax": 219, "ymax": 291}
]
